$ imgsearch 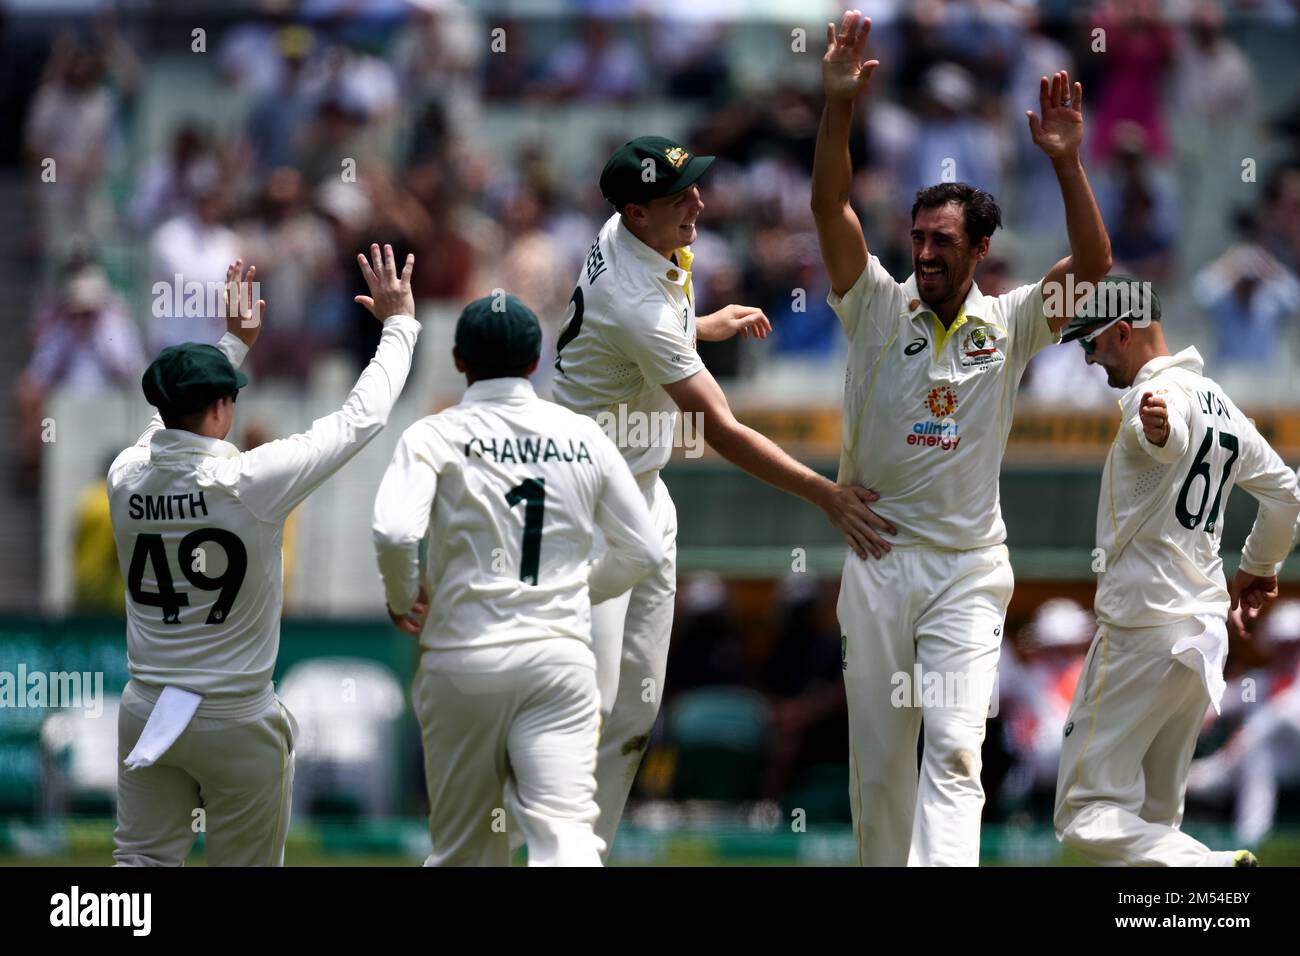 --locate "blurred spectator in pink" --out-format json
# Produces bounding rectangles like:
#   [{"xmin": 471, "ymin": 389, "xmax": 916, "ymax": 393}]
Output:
[
  {"xmin": 235, "ymin": 167, "xmax": 336, "ymax": 382},
  {"xmin": 997, "ymin": 599, "xmax": 1094, "ymax": 807},
  {"xmin": 1188, "ymin": 601, "xmax": 1300, "ymax": 849},
  {"xmin": 148, "ymin": 161, "xmax": 240, "ymax": 352},
  {"xmin": 1086, "ymin": 0, "xmax": 1175, "ymax": 164},
  {"xmin": 15, "ymin": 268, "xmax": 143, "ymax": 489}
]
